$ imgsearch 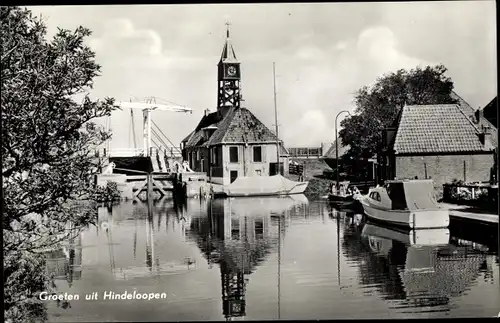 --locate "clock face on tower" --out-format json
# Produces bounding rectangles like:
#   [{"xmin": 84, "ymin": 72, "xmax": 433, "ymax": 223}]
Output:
[
  {"xmin": 227, "ymin": 66, "xmax": 236, "ymax": 76},
  {"xmin": 223, "ymin": 64, "xmax": 239, "ymax": 79}
]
